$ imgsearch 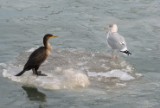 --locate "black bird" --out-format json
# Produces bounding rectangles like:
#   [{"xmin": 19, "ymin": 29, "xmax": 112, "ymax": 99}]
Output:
[{"xmin": 15, "ymin": 34, "xmax": 58, "ymax": 76}]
